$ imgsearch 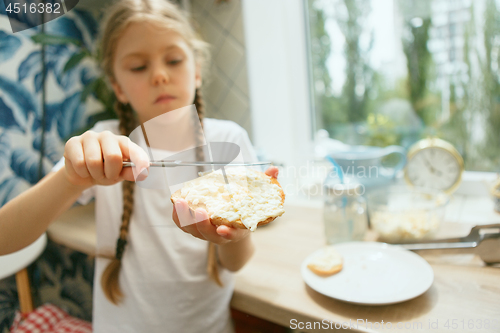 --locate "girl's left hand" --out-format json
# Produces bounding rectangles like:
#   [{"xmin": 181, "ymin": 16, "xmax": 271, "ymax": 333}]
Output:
[{"xmin": 172, "ymin": 166, "xmax": 279, "ymax": 244}]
